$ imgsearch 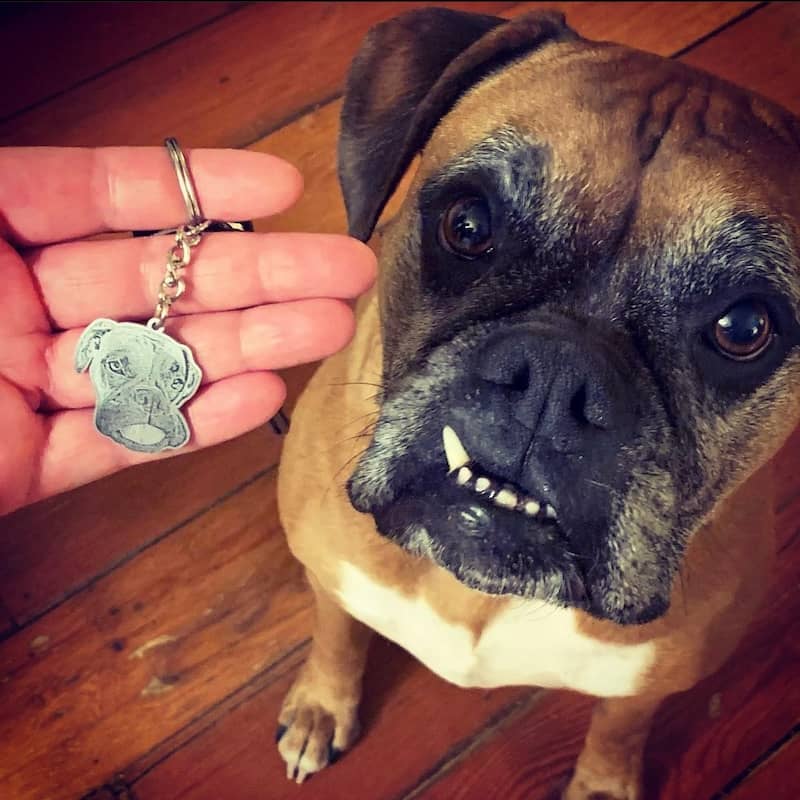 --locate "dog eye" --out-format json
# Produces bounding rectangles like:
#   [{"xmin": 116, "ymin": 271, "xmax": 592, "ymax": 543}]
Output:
[
  {"xmin": 438, "ymin": 195, "xmax": 493, "ymax": 259},
  {"xmin": 712, "ymin": 299, "xmax": 774, "ymax": 361},
  {"xmin": 171, "ymin": 378, "xmax": 184, "ymax": 390},
  {"xmin": 106, "ymin": 358, "xmax": 126, "ymax": 375},
  {"xmin": 170, "ymin": 363, "xmax": 181, "ymax": 373}
]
